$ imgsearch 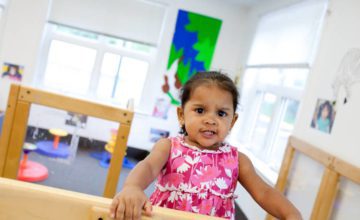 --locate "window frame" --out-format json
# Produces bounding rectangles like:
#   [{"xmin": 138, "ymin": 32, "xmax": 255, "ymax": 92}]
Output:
[
  {"xmin": 233, "ymin": 64, "xmax": 308, "ymax": 183},
  {"xmin": 35, "ymin": 23, "xmax": 156, "ymax": 108}
]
